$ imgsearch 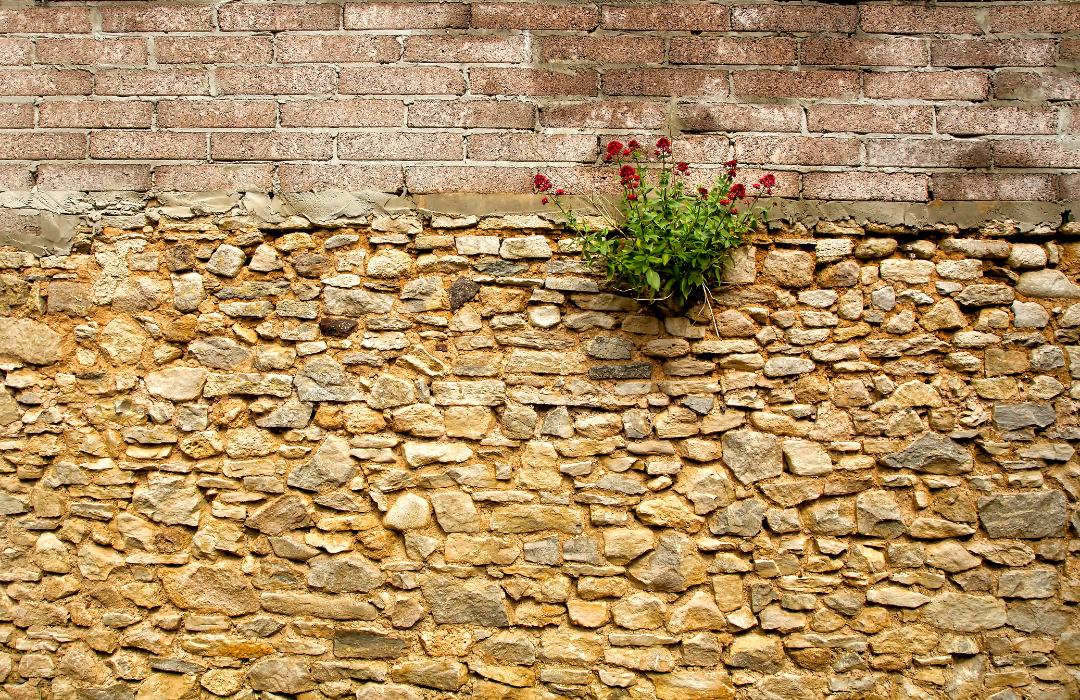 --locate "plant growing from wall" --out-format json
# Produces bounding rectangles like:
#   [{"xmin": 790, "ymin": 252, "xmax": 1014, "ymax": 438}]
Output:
[{"xmin": 534, "ymin": 137, "xmax": 775, "ymax": 311}]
